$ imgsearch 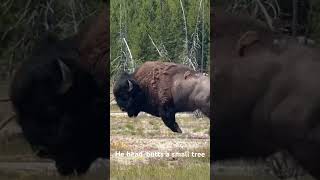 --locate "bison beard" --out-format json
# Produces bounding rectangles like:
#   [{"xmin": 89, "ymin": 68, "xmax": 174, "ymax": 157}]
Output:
[
  {"xmin": 212, "ymin": 8, "xmax": 320, "ymax": 180},
  {"xmin": 113, "ymin": 61, "xmax": 210, "ymax": 133},
  {"xmin": 9, "ymin": 4, "xmax": 108, "ymax": 176}
]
